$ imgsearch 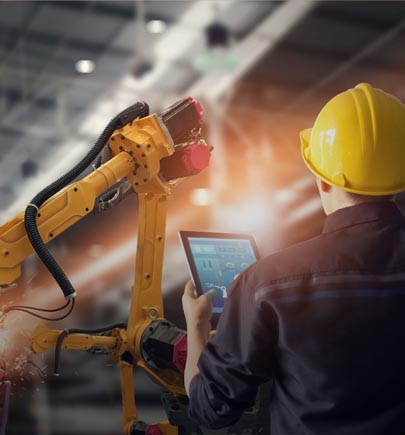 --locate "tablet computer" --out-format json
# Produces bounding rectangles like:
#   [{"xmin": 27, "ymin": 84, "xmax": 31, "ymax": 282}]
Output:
[{"xmin": 179, "ymin": 231, "xmax": 260, "ymax": 322}]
